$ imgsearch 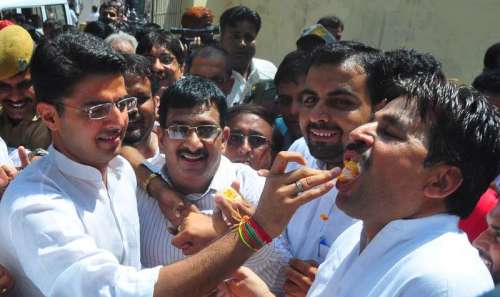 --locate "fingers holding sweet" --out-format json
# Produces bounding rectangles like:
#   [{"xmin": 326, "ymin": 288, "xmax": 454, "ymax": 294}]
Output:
[
  {"xmin": 252, "ymin": 167, "xmax": 339, "ymax": 238},
  {"xmin": 269, "ymin": 152, "xmax": 306, "ymax": 175}
]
